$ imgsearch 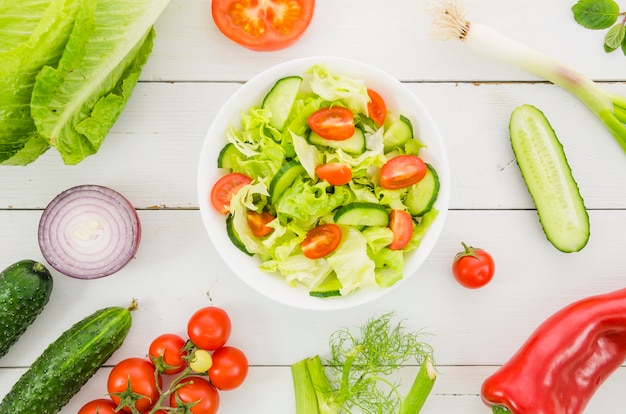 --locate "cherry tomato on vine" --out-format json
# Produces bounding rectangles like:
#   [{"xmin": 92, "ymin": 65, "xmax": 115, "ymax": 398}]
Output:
[
  {"xmin": 148, "ymin": 333, "xmax": 188, "ymax": 375},
  {"xmin": 301, "ymin": 223, "xmax": 342, "ymax": 259},
  {"xmin": 388, "ymin": 210, "xmax": 413, "ymax": 250},
  {"xmin": 367, "ymin": 89, "xmax": 387, "ymax": 126},
  {"xmin": 107, "ymin": 358, "xmax": 162, "ymax": 413},
  {"xmin": 308, "ymin": 107, "xmax": 355, "ymax": 140},
  {"xmin": 170, "ymin": 376, "xmax": 220, "ymax": 414},
  {"xmin": 208, "ymin": 346, "xmax": 249, "ymax": 390},
  {"xmin": 452, "ymin": 243, "xmax": 495, "ymax": 289},
  {"xmin": 379, "ymin": 155, "xmax": 427, "ymax": 190},
  {"xmin": 77, "ymin": 398, "xmax": 118, "ymax": 414},
  {"xmin": 211, "ymin": 0, "xmax": 315, "ymax": 51},
  {"xmin": 187, "ymin": 306, "xmax": 232, "ymax": 351},
  {"xmin": 210, "ymin": 172, "xmax": 252, "ymax": 214},
  {"xmin": 315, "ymin": 162, "xmax": 352, "ymax": 186},
  {"xmin": 246, "ymin": 210, "xmax": 275, "ymax": 237}
]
